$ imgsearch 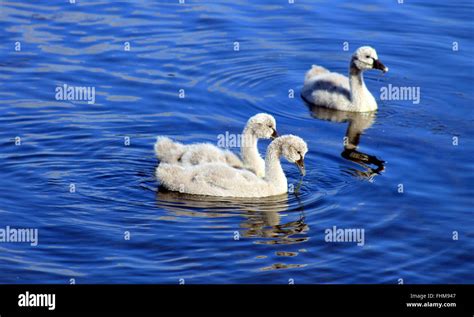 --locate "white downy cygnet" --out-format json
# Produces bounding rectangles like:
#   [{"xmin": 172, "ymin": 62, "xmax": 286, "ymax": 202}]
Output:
[
  {"xmin": 156, "ymin": 135, "xmax": 308, "ymax": 198},
  {"xmin": 301, "ymin": 46, "xmax": 388, "ymax": 112},
  {"xmin": 154, "ymin": 113, "xmax": 278, "ymax": 177}
]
